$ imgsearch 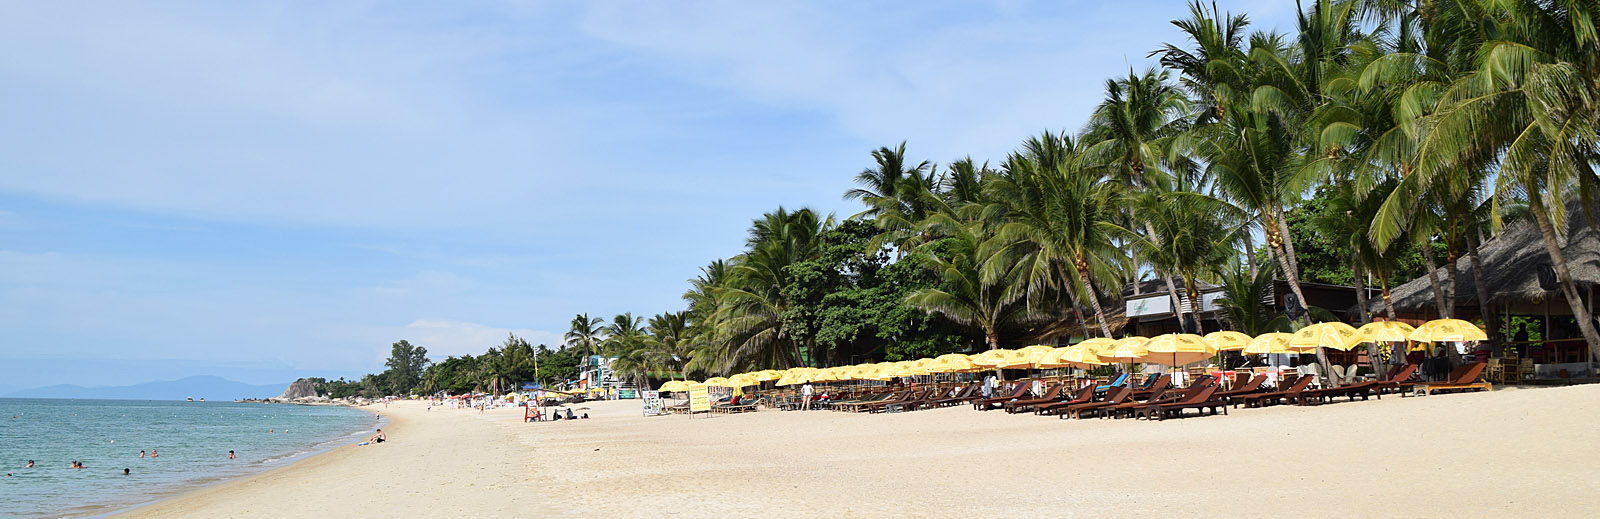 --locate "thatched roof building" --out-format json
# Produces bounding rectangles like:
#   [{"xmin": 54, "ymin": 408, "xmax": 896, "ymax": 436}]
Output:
[{"xmin": 1374, "ymin": 202, "xmax": 1600, "ymax": 315}]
